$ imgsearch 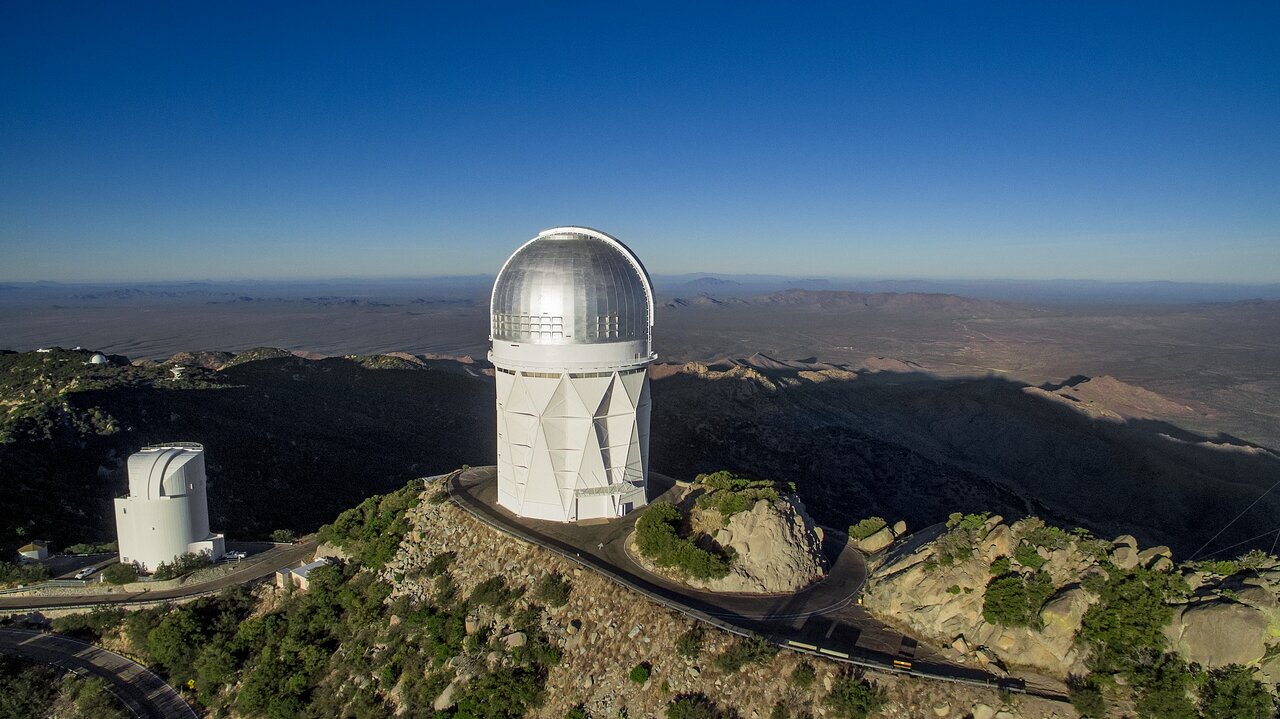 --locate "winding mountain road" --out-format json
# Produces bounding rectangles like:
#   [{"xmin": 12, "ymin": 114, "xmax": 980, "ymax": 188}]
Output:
[
  {"xmin": 0, "ymin": 540, "xmax": 316, "ymax": 614},
  {"xmin": 0, "ymin": 628, "xmax": 197, "ymax": 719},
  {"xmin": 446, "ymin": 466, "xmax": 1040, "ymax": 697}
]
